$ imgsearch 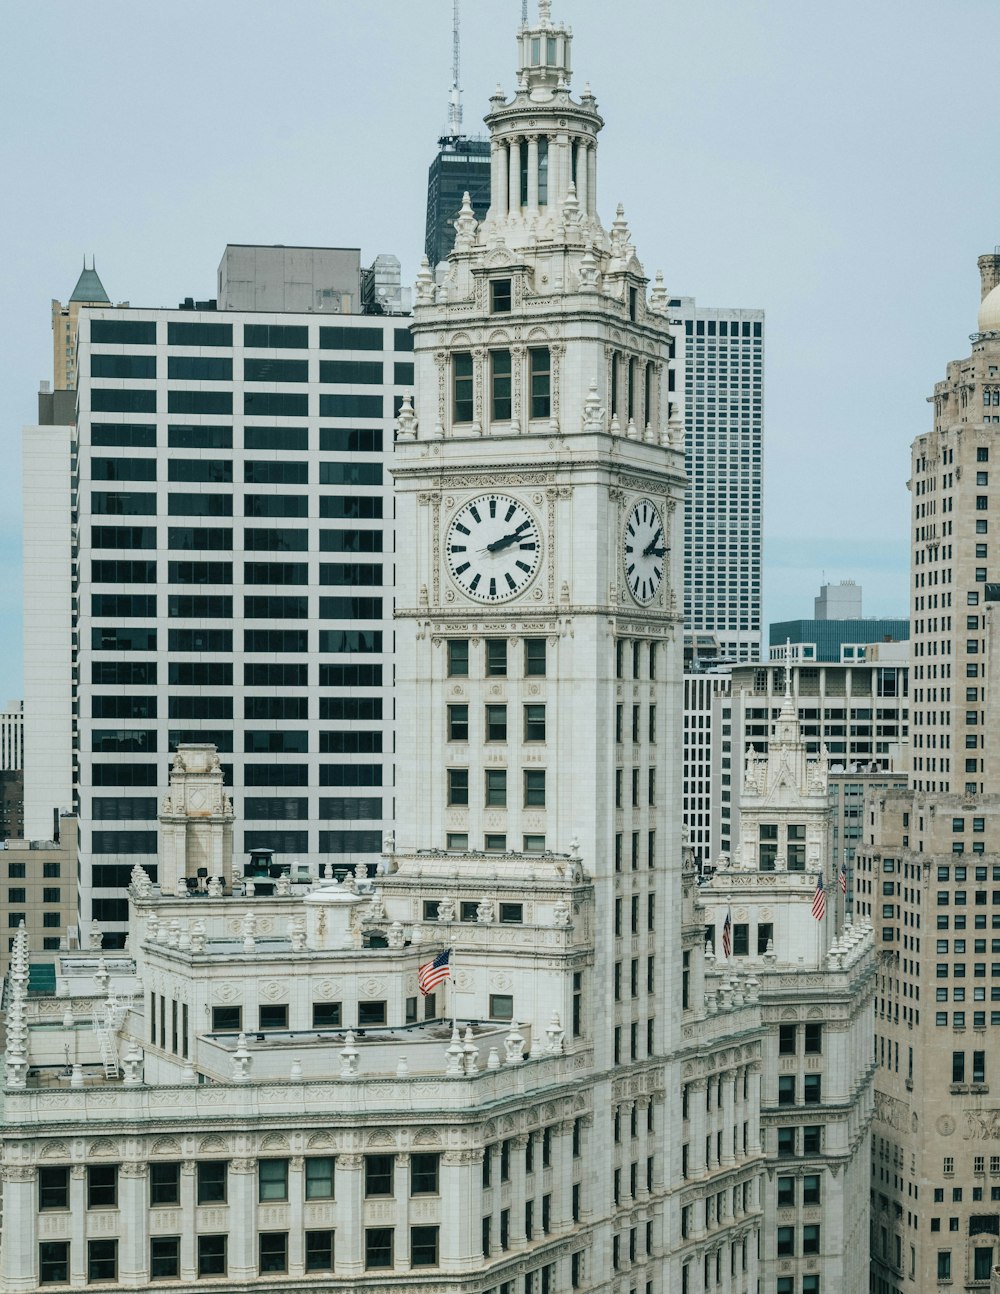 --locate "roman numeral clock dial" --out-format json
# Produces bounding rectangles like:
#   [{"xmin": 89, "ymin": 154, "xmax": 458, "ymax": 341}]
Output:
[
  {"xmin": 445, "ymin": 493, "xmax": 541, "ymax": 602},
  {"xmin": 623, "ymin": 496, "xmax": 666, "ymax": 605}
]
